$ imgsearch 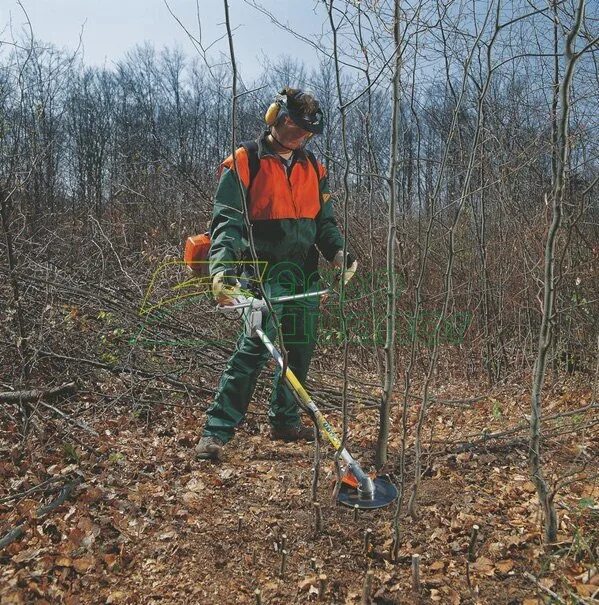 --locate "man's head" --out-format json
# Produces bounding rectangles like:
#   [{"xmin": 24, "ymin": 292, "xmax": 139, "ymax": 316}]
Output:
[{"xmin": 265, "ymin": 87, "xmax": 324, "ymax": 151}]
